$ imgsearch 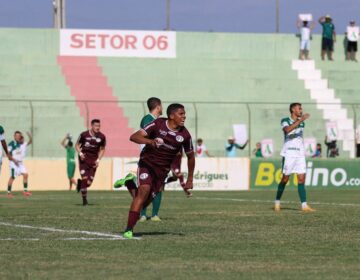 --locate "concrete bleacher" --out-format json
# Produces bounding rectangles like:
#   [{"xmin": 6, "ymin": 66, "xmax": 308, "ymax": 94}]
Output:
[
  {"xmin": 2, "ymin": 29, "xmax": 355, "ymax": 157},
  {"xmin": 99, "ymin": 33, "xmax": 326, "ymax": 156},
  {"xmin": 0, "ymin": 29, "xmax": 84, "ymax": 157}
]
